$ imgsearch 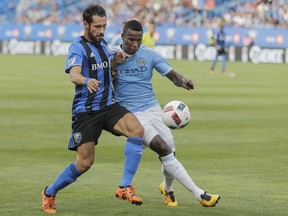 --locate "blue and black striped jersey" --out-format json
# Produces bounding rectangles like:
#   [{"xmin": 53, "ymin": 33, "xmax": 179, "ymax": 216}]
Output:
[
  {"xmin": 65, "ymin": 36, "xmax": 114, "ymax": 116},
  {"xmin": 217, "ymin": 31, "xmax": 225, "ymax": 49}
]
